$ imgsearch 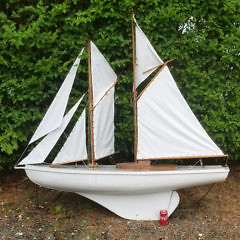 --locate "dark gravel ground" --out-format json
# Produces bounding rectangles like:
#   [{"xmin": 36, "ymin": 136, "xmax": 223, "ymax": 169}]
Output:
[{"xmin": 0, "ymin": 164, "xmax": 239, "ymax": 240}]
